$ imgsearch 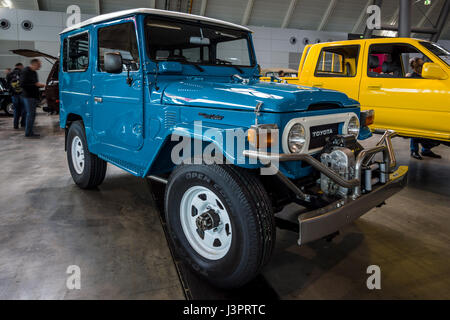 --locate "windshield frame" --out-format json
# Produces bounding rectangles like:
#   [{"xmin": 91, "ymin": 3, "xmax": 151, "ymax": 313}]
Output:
[
  {"xmin": 143, "ymin": 15, "xmax": 257, "ymax": 69},
  {"xmin": 419, "ymin": 41, "xmax": 450, "ymax": 67}
]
